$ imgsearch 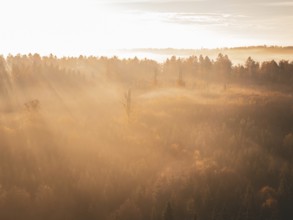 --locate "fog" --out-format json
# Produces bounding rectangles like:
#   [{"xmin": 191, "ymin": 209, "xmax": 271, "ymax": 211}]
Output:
[
  {"xmin": 0, "ymin": 53, "xmax": 293, "ymax": 220},
  {"xmin": 119, "ymin": 46, "xmax": 293, "ymax": 64}
]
